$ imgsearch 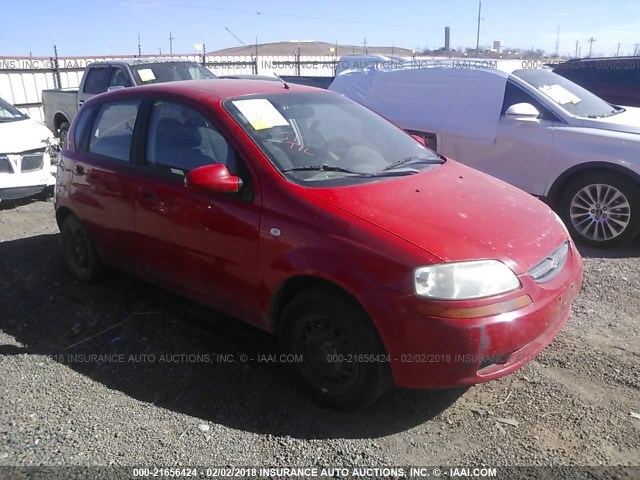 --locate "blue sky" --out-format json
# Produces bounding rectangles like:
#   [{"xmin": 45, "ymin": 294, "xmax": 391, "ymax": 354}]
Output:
[{"xmin": 3, "ymin": 0, "xmax": 639, "ymax": 57}]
